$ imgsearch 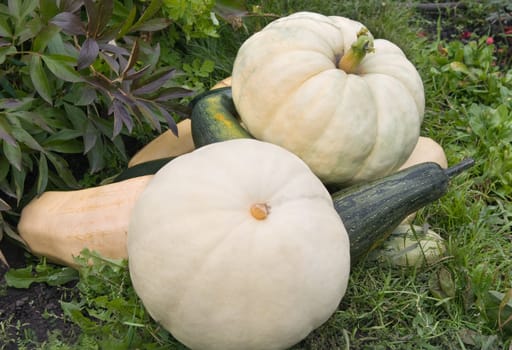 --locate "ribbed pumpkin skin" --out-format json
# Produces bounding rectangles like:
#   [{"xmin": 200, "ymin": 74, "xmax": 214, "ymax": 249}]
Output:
[
  {"xmin": 232, "ymin": 12, "xmax": 425, "ymax": 185},
  {"xmin": 128, "ymin": 139, "xmax": 350, "ymax": 350}
]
